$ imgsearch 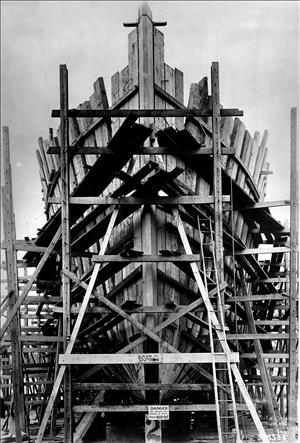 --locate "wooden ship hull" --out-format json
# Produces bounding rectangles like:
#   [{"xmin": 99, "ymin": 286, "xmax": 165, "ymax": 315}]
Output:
[{"xmin": 1, "ymin": 4, "xmax": 297, "ymax": 443}]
